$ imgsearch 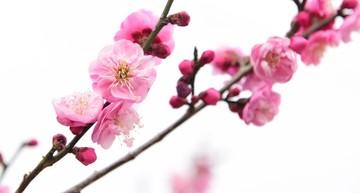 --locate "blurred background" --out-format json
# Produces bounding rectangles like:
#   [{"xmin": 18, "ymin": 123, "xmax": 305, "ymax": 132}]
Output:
[{"xmin": 1, "ymin": 0, "xmax": 360, "ymax": 192}]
